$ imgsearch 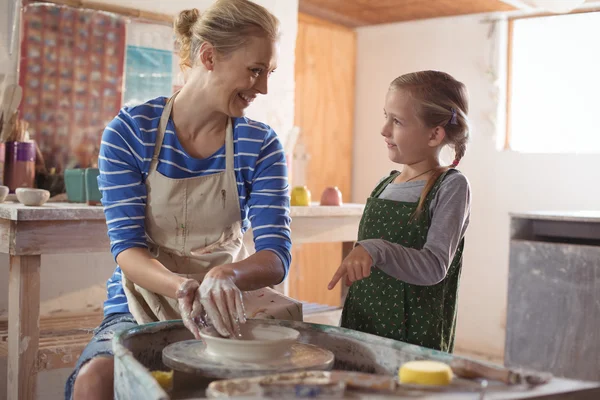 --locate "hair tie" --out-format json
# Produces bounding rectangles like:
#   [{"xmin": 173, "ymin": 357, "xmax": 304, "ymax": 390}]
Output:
[
  {"xmin": 451, "ymin": 159, "xmax": 460, "ymax": 168},
  {"xmin": 450, "ymin": 108, "xmax": 458, "ymax": 125}
]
